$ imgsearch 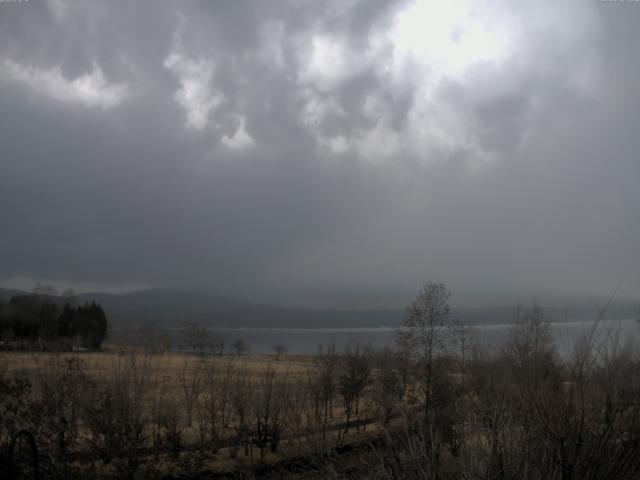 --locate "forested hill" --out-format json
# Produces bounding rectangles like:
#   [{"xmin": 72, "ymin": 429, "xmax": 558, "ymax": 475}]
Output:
[
  {"xmin": 1, "ymin": 287, "xmax": 637, "ymax": 329},
  {"xmin": 73, "ymin": 289, "xmax": 402, "ymax": 329}
]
